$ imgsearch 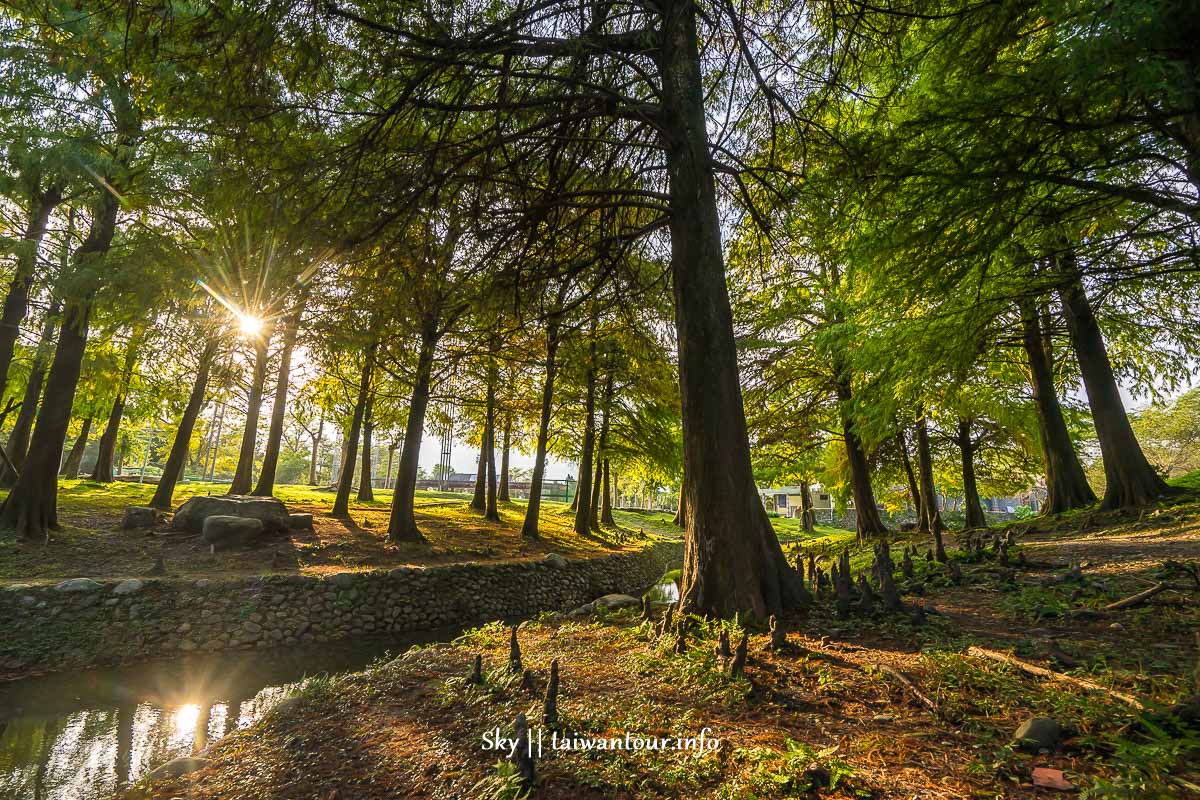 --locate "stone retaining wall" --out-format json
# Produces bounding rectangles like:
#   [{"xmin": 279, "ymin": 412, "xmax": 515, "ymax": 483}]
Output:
[{"xmin": 0, "ymin": 540, "xmax": 681, "ymax": 678}]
